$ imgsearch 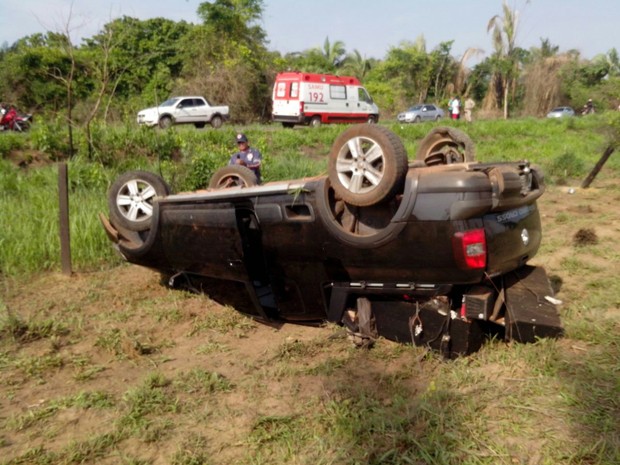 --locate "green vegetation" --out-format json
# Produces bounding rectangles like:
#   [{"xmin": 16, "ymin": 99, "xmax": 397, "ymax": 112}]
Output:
[
  {"xmin": 1, "ymin": 0, "xmax": 619, "ymax": 140},
  {"xmin": 0, "ymin": 115, "xmax": 618, "ymax": 278},
  {"xmin": 0, "ymin": 97, "xmax": 619, "ymax": 465}
]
